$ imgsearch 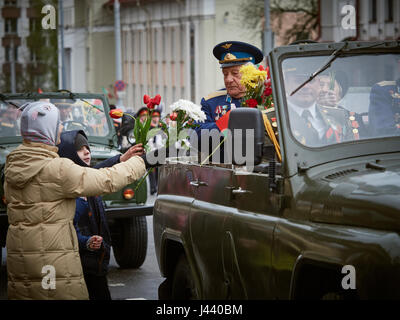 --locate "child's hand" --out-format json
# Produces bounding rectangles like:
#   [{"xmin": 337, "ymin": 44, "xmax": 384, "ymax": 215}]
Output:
[
  {"xmin": 120, "ymin": 143, "xmax": 144, "ymax": 162},
  {"xmin": 88, "ymin": 235, "xmax": 103, "ymax": 250}
]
